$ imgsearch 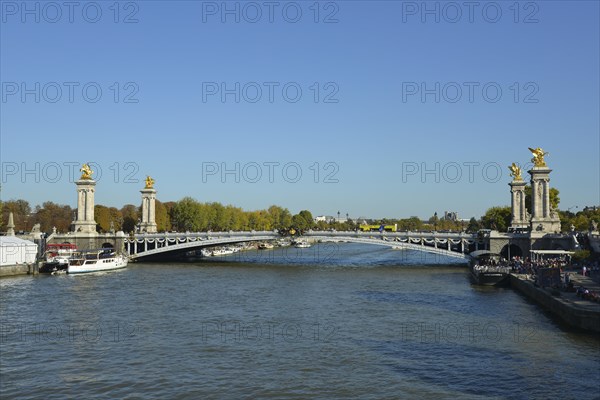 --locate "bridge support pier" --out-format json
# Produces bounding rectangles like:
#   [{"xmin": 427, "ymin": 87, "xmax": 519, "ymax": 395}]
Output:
[
  {"xmin": 529, "ymin": 166, "xmax": 561, "ymax": 233},
  {"xmin": 509, "ymin": 179, "xmax": 529, "ymax": 230},
  {"xmin": 140, "ymin": 185, "xmax": 158, "ymax": 233},
  {"xmin": 72, "ymin": 179, "xmax": 97, "ymax": 234}
]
